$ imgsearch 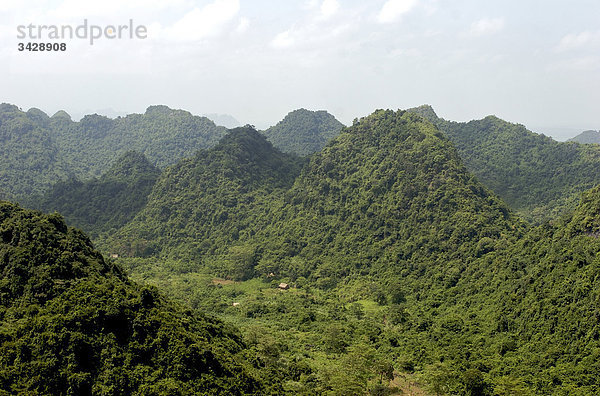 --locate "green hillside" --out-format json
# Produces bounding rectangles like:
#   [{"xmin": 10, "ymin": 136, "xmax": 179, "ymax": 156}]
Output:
[
  {"xmin": 34, "ymin": 151, "xmax": 161, "ymax": 237},
  {"xmin": 102, "ymin": 126, "xmax": 304, "ymax": 267},
  {"xmin": 0, "ymin": 104, "xmax": 69, "ymax": 201},
  {"xmin": 0, "ymin": 104, "xmax": 226, "ymax": 202},
  {"xmin": 408, "ymin": 105, "xmax": 600, "ymax": 223},
  {"xmin": 52, "ymin": 105, "xmax": 227, "ymax": 178},
  {"xmin": 106, "ymin": 109, "xmax": 600, "ymax": 394},
  {"xmin": 0, "ymin": 202, "xmax": 271, "ymax": 395},
  {"xmin": 105, "ymin": 110, "xmax": 524, "ymax": 393},
  {"xmin": 254, "ymin": 109, "xmax": 519, "ymax": 284},
  {"xmin": 6, "ymin": 104, "xmax": 600, "ymax": 394},
  {"xmin": 263, "ymin": 108, "xmax": 345, "ymax": 156}
]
